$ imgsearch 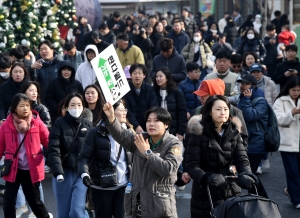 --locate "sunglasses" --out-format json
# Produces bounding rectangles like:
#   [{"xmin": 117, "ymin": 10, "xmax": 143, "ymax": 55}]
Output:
[{"xmin": 232, "ymin": 65, "xmax": 242, "ymax": 69}]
